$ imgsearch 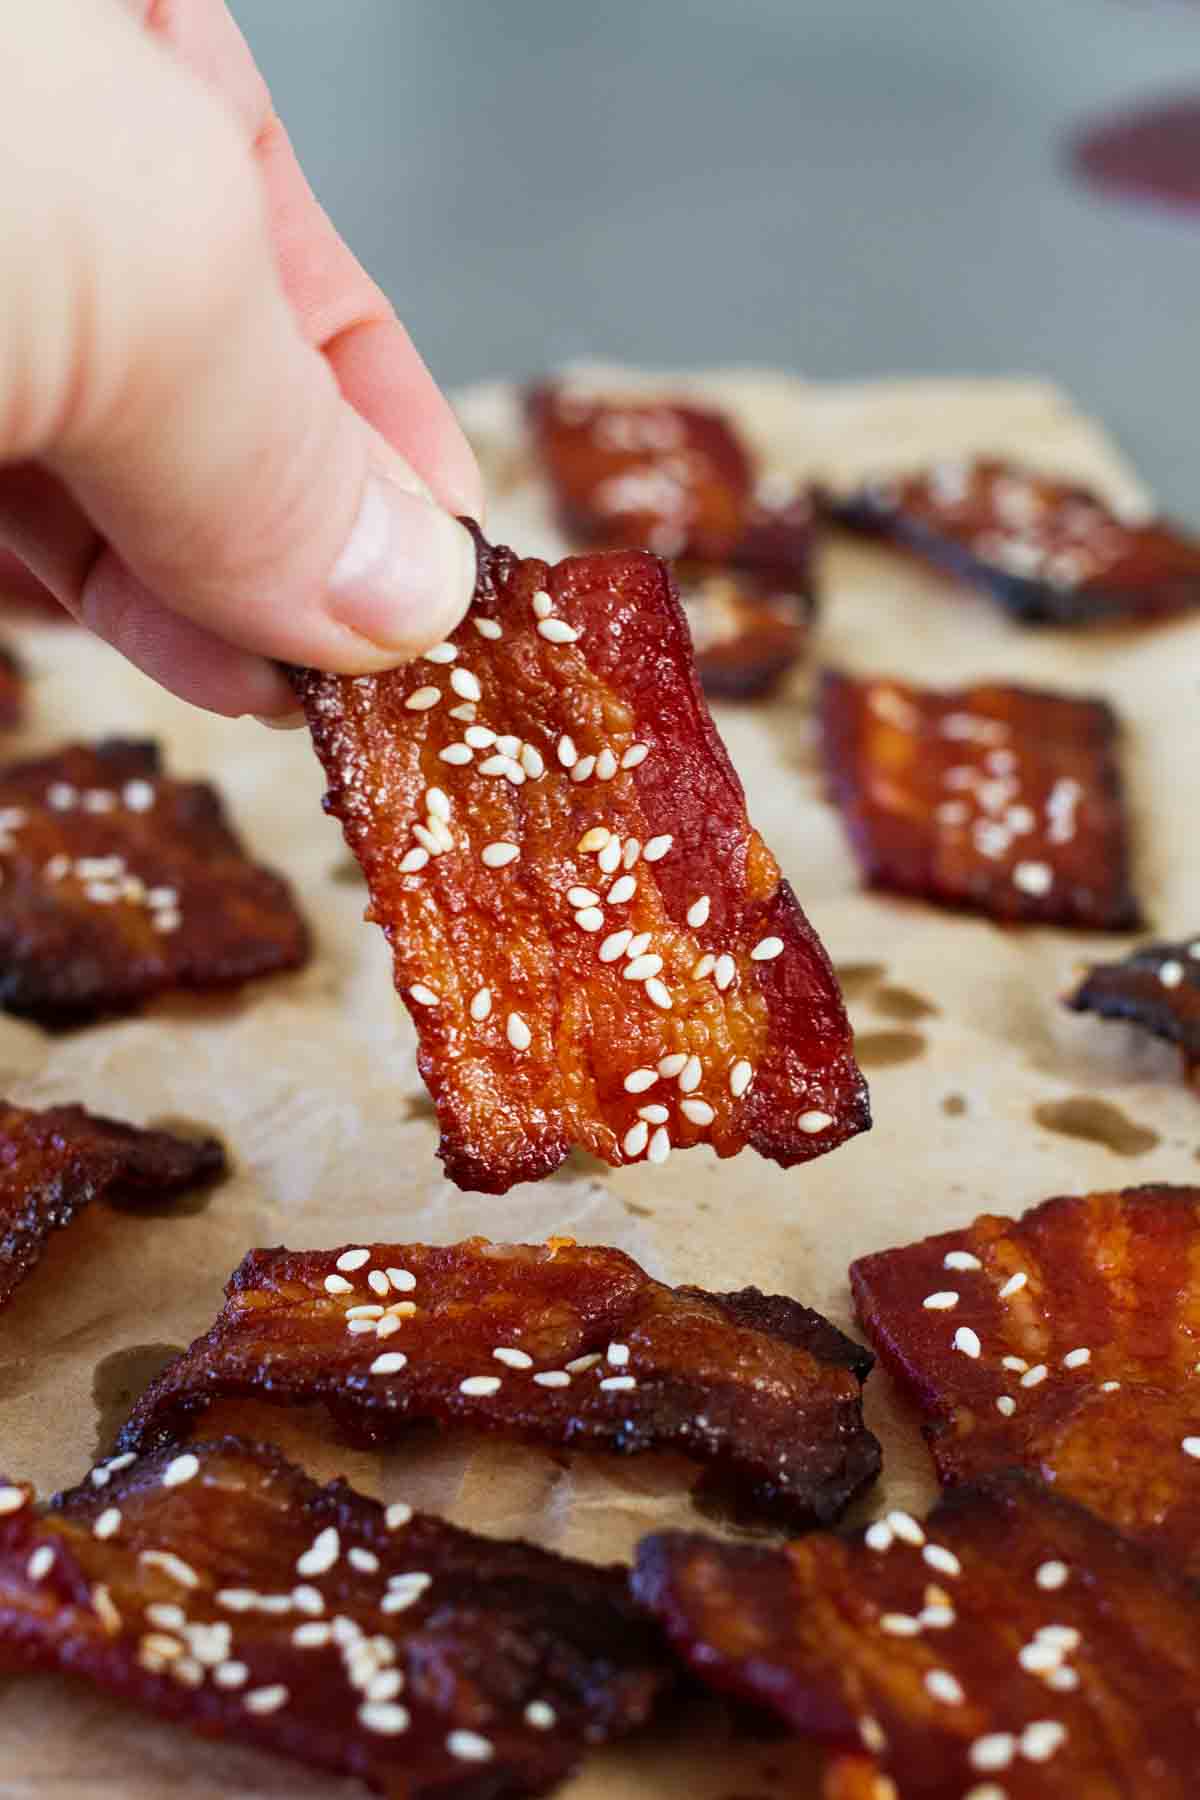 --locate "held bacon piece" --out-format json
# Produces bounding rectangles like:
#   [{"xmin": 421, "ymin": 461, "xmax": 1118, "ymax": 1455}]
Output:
[
  {"xmin": 524, "ymin": 384, "xmax": 814, "ymax": 699},
  {"xmin": 819, "ymin": 671, "xmax": 1140, "ymax": 930},
  {"xmin": 0, "ymin": 740, "xmax": 309, "ymax": 1025},
  {"xmin": 293, "ymin": 528, "xmax": 868, "ymax": 1193},
  {"xmin": 1065, "ymin": 935, "xmax": 1200, "ymax": 1088},
  {"xmin": 830, "ymin": 456, "xmax": 1200, "ymax": 627},
  {"xmin": 117, "ymin": 1237, "xmax": 882, "ymax": 1529},
  {"xmin": 850, "ymin": 1184, "xmax": 1200, "ymax": 1575},
  {"xmin": 0, "ymin": 1438, "xmax": 670, "ymax": 1799},
  {"xmin": 633, "ymin": 1471, "xmax": 1200, "ymax": 1799},
  {"xmin": 0, "ymin": 1100, "xmax": 226, "ymax": 1309}
]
